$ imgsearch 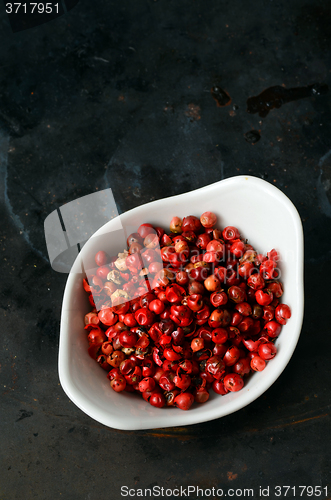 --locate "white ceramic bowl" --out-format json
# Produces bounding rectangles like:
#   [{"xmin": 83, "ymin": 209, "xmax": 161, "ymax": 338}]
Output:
[{"xmin": 59, "ymin": 175, "xmax": 304, "ymax": 430}]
